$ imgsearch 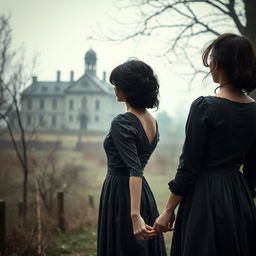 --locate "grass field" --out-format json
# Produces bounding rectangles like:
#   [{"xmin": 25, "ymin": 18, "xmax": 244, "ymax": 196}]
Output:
[
  {"xmin": 0, "ymin": 132, "xmax": 183, "ymax": 254},
  {"xmin": 55, "ymin": 142, "xmax": 181, "ymax": 253}
]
